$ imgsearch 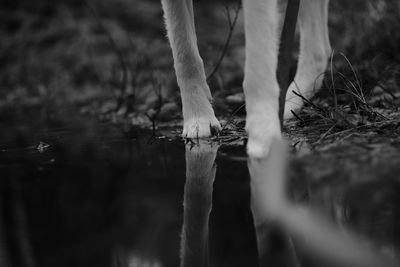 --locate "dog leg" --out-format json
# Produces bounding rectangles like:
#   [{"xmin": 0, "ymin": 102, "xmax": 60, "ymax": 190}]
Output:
[
  {"xmin": 181, "ymin": 142, "xmax": 217, "ymax": 267},
  {"xmin": 161, "ymin": 0, "xmax": 221, "ymax": 138},
  {"xmin": 284, "ymin": 0, "xmax": 331, "ymax": 118},
  {"xmin": 242, "ymin": 0, "xmax": 282, "ymax": 157}
]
